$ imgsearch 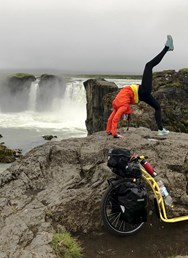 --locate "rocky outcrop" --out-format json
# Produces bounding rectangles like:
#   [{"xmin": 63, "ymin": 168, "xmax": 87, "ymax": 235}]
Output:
[
  {"xmin": 0, "ymin": 143, "xmax": 22, "ymax": 163},
  {"xmin": 40, "ymin": 74, "xmax": 61, "ymax": 83},
  {"xmin": 7, "ymin": 73, "xmax": 36, "ymax": 94},
  {"xmin": 84, "ymin": 69, "xmax": 188, "ymax": 134},
  {"xmin": 0, "ymin": 127, "xmax": 187, "ymax": 257},
  {"xmin": 0, "ymin": 73, "xmax": 36, "ymax": 112},
  {"xmin": 146, "ymin": 69, "xmax": 188, "ymax": 132},
  {"xmin": 42, "ymin": 135, "xmax": 57, "ymax": 141},
  {"xmin": 0, "ymin": 73, "xmax": 64, "ymax": 112},
  {"xmin": 84, "ymin": 79, "xmax": 118, "ymax": 135}
]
